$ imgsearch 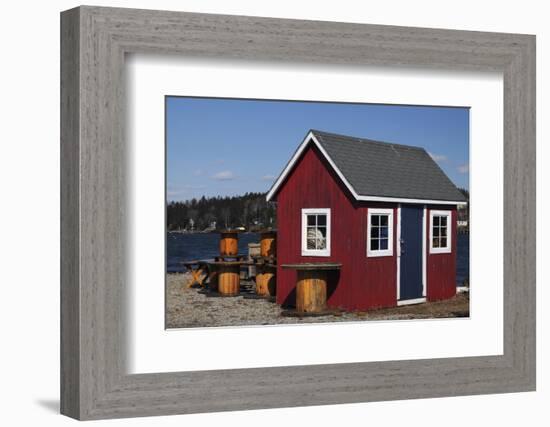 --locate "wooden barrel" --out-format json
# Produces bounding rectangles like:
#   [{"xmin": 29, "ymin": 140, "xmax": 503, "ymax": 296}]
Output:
[
  {"xmin": 219, "ymin": 231, "xmax": 238, "ymax": 256},
  {"xmin": 255, "ymin": 264, "xmax": 275, "ymax": 297},
  {"xmin": 264, "ymin": 265, "xmax": 276, "ymax": 296},
  {"xmin": 217, "ymin": 264, "xmax": 240, "ymax": 296},
  {"xmin": 260, "ymin": 231, "xmax": 277, "ymax": 258},
  {"xmin": 255, "ymin": 266, "xmax": 266, "ymax": 295},
  {"xmin": 296, "ymin": 270, "xmax": 327, "ymax": 313},
  {"xmin": 208, "ymin": 270, "xmax": 218, "ymax": 292}
]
